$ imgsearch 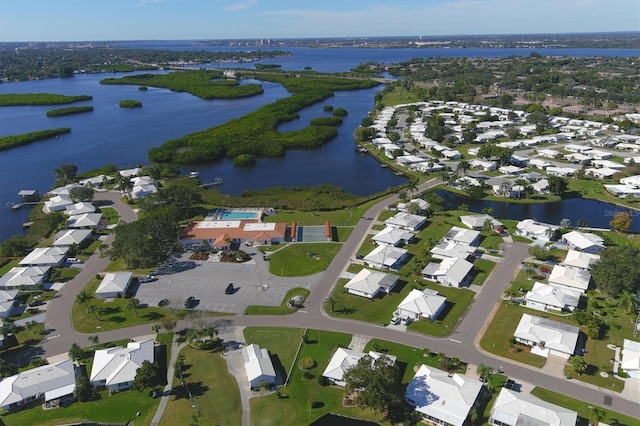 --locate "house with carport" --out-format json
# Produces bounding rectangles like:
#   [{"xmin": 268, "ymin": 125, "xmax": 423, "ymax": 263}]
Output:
[
  {"xmin": 67, "ymin": 212, "xmax": 103, "ymax": 229},
  {"xmin": 561, "ymin": 231, "xmax": 605, "ymax": 253},
  {"xmin": 95, "ymin": 272, "xmax": 133, "ymax": 299},
  {"xmin": 421, "ymin": 257, "xmax": 474, "ymax": 287},
  {"xmin": 19, "ymin": 246, "xmax": 67, "ymax": 267},
  {"xmin": 562, "ymin": 250, "xmax": 599, "ymax": 270},
  {"xmin": 0, "ymin": 358, "xmax": 76, "ymax": 410},
  {"xmin": 548, "ymin": 265, "xmax": 591, "ymax": 293},
  {"xmin": 89, "ymin": 339, "xmax": 155, "ymax": 392},
  {"xmin": 384, "ymin": 212, "xmax": 426, "ymax": 232},
  {"xmin": 395, "ymin": 289, "xmax": 446, "ymax": 322},
  {"xmin": 52, "ymin": 229, "xmax": 92, "ymax": 248},
  {"xmin": 442, "ymin": 226, "xmax": 480, "ymax": 246},
  {"xmin": 515, "ymin": 219, "xmax": 559, "ymax": 242},
  {"xmin": 363, "ymin": 245, "xmax": 408, "ymax": 271},
  {"xmin": 371, "ymin": 227, "xmax": 414, "ymax": 247},
  {"xmin": 0, "ymin": 266, "xmax": 50, "ymax": 290},
  {"xmin": 459, "ymin": 214, "xmax": 503, "ymax": 231},
  {"xmin": 513, "ymin": 313, "xmax": 580, "ymax": 359},
  {"xmin": 343, "ymin": 268, "xmax": 398, "ymax": 299},
  {"xmin": 240, "ymin": 344, "xmax": 276, "ymax": 389},
  {"xmin": 405, "ymin": 365, "xmax": 482, "ymax": 426},
  {"xmin": 524, "ymin": 282, "xmax": 581, "ymax": 313},
  {"xmin": 489, "ymin": 388, "xmax": 577, "ymax": 426}
]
